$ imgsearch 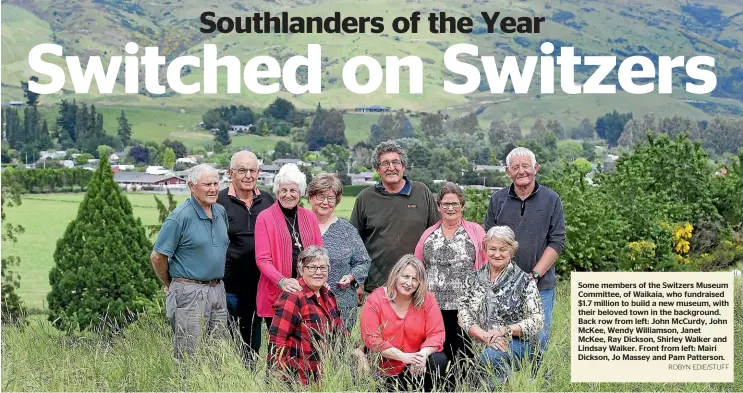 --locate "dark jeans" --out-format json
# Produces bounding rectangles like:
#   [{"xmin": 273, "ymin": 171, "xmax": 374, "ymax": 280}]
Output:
[
  {"xmin": 382, "ymin": 351, "xmax": 448, "ymax": 392},
  {"xmin": 226, "ymin": 292, "xmax": 263, "ymax": 363},
  {"xmin": 441, "ymin": 310, "xmax": 473, "ymax": 361}
]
